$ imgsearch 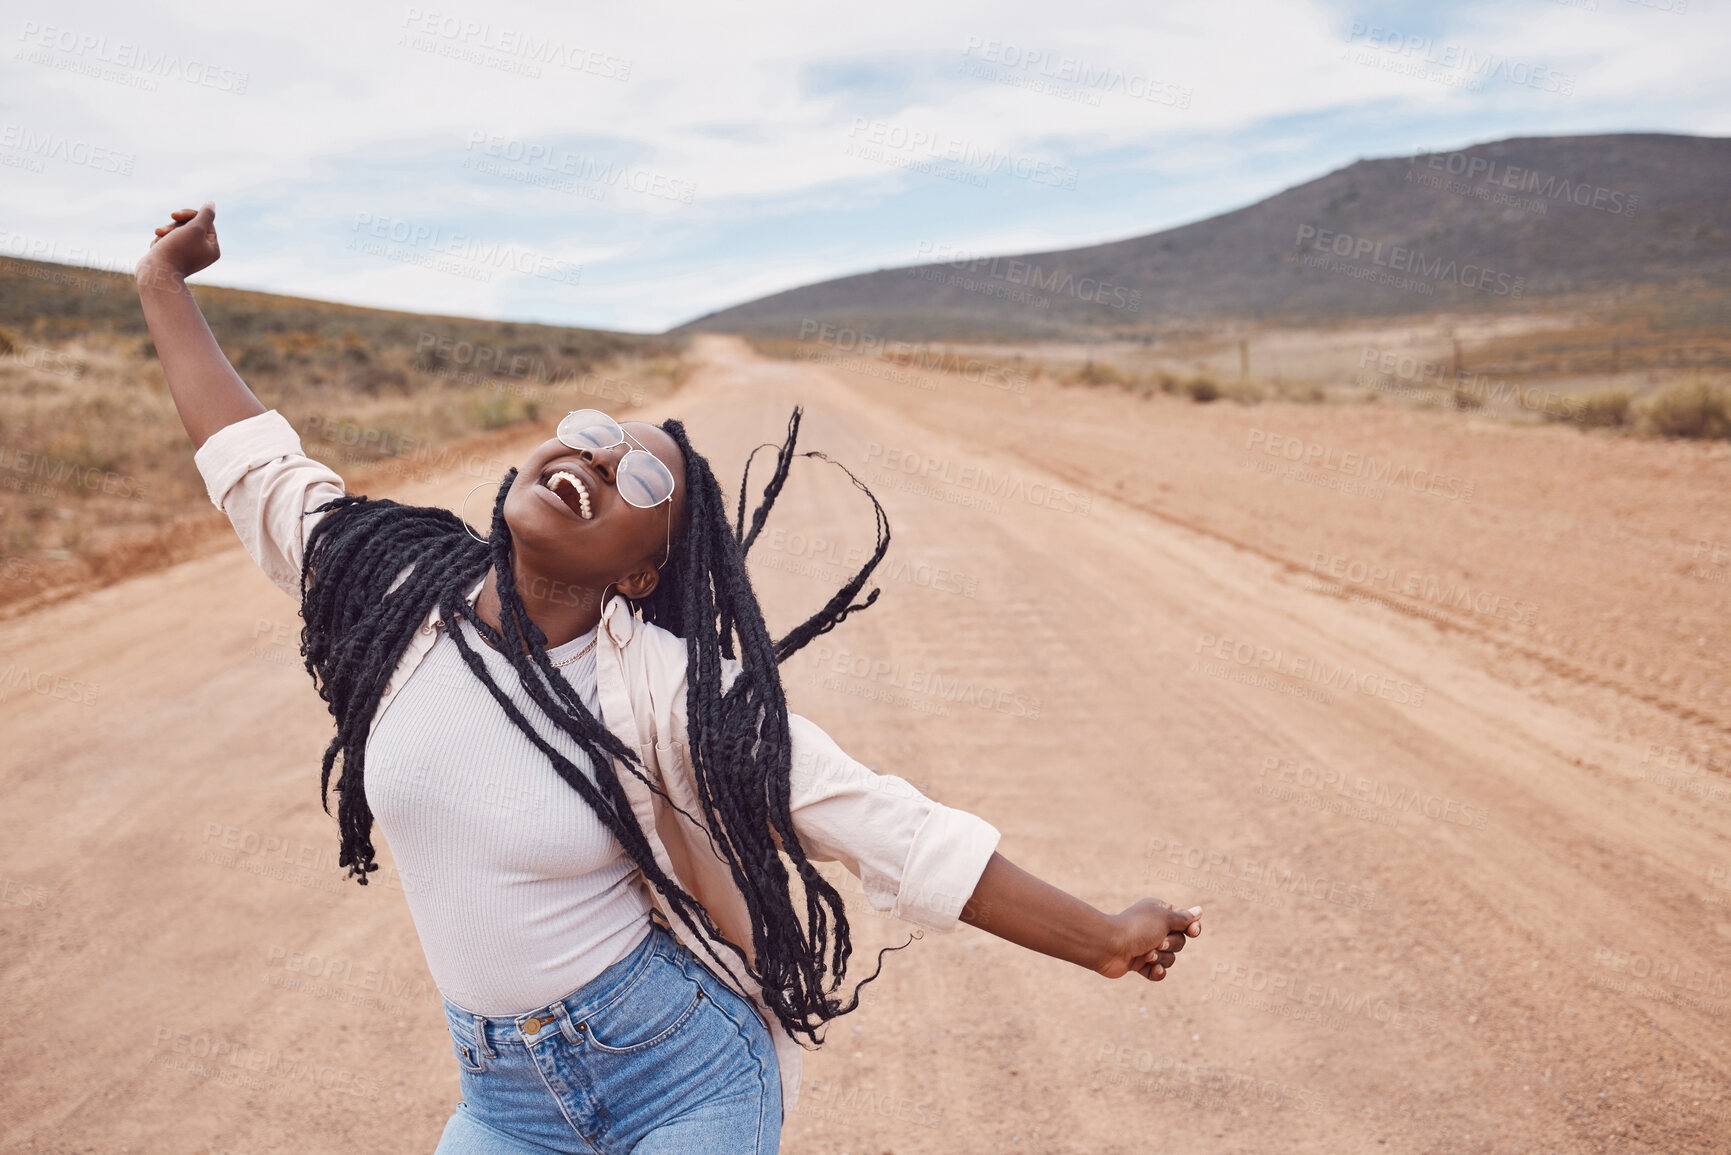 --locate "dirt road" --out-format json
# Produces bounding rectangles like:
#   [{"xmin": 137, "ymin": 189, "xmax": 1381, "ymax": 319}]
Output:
[{"xmin": 2, "ymin": 336, "xmax": 1727, "ymax": 1153}]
